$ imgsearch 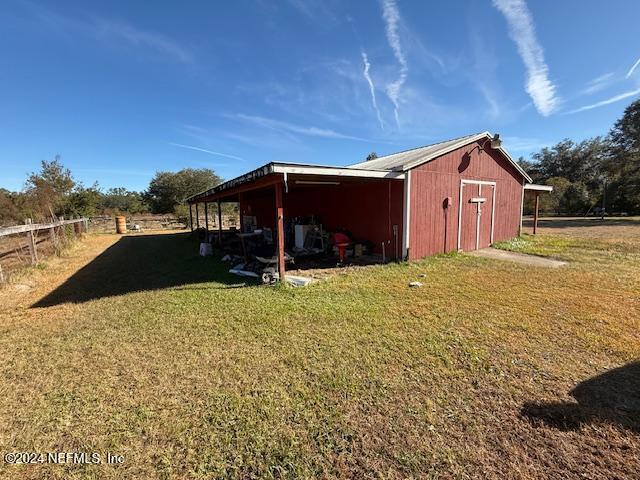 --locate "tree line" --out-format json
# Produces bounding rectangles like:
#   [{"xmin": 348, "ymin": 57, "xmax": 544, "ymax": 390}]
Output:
[
  {"xmin": 3, "ymin": 98, "xmax": 639, "ymax": 225},
  {"xmin": 519, "ymin": 99, "xmax": 640, "ymax": 215},
  {"xmin": 0, "ymin": 158, "xmax": 221, "ymax": 226}
]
